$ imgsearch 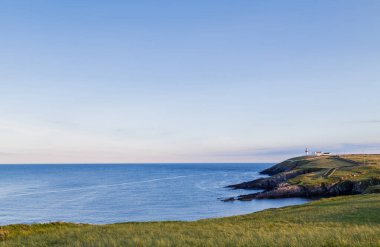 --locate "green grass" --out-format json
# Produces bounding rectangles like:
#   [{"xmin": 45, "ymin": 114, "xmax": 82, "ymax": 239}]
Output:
[
  {"xmin": 2, "ymin": 154, "xmax": 379, "ymax": 246},
  {"xmin": 340, "ymin": 154, "xmax": 380, "ymax": 166},
  {"xmin": 1, "ymin": 194, "xmax": 380, "ymax": 246},
  {"xmin": 286, "ymin": 155, "xmax": 380, "ymax": 187}
]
